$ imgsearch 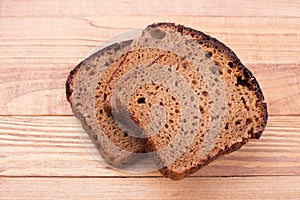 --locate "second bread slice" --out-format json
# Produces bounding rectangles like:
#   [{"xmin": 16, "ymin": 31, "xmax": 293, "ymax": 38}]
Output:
[{"xmin": 67, "ymin": 41, "xmax": 147, "ymax": 168}]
